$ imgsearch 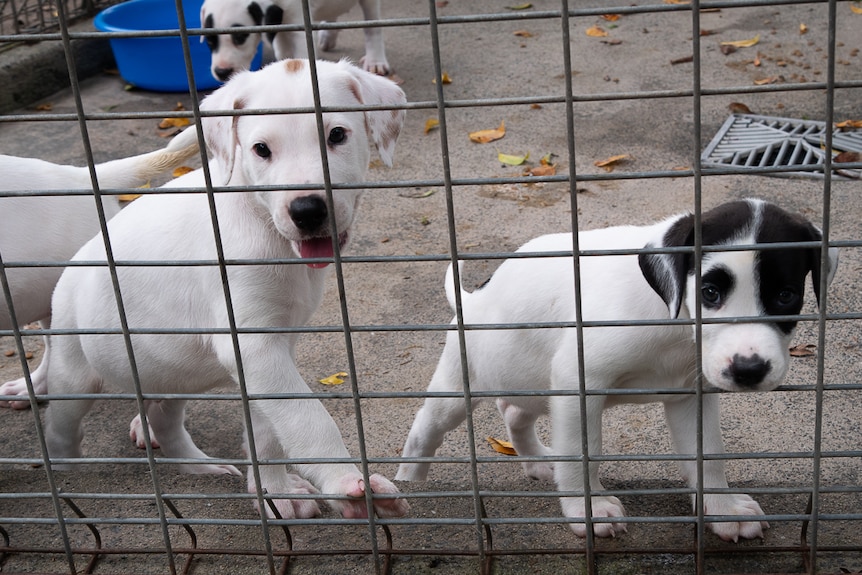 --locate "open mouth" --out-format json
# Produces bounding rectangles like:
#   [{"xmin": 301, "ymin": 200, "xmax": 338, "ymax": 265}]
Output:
[{"xmin": 294, "ymin": 230, "xmax": 349, "ymax": 269}]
